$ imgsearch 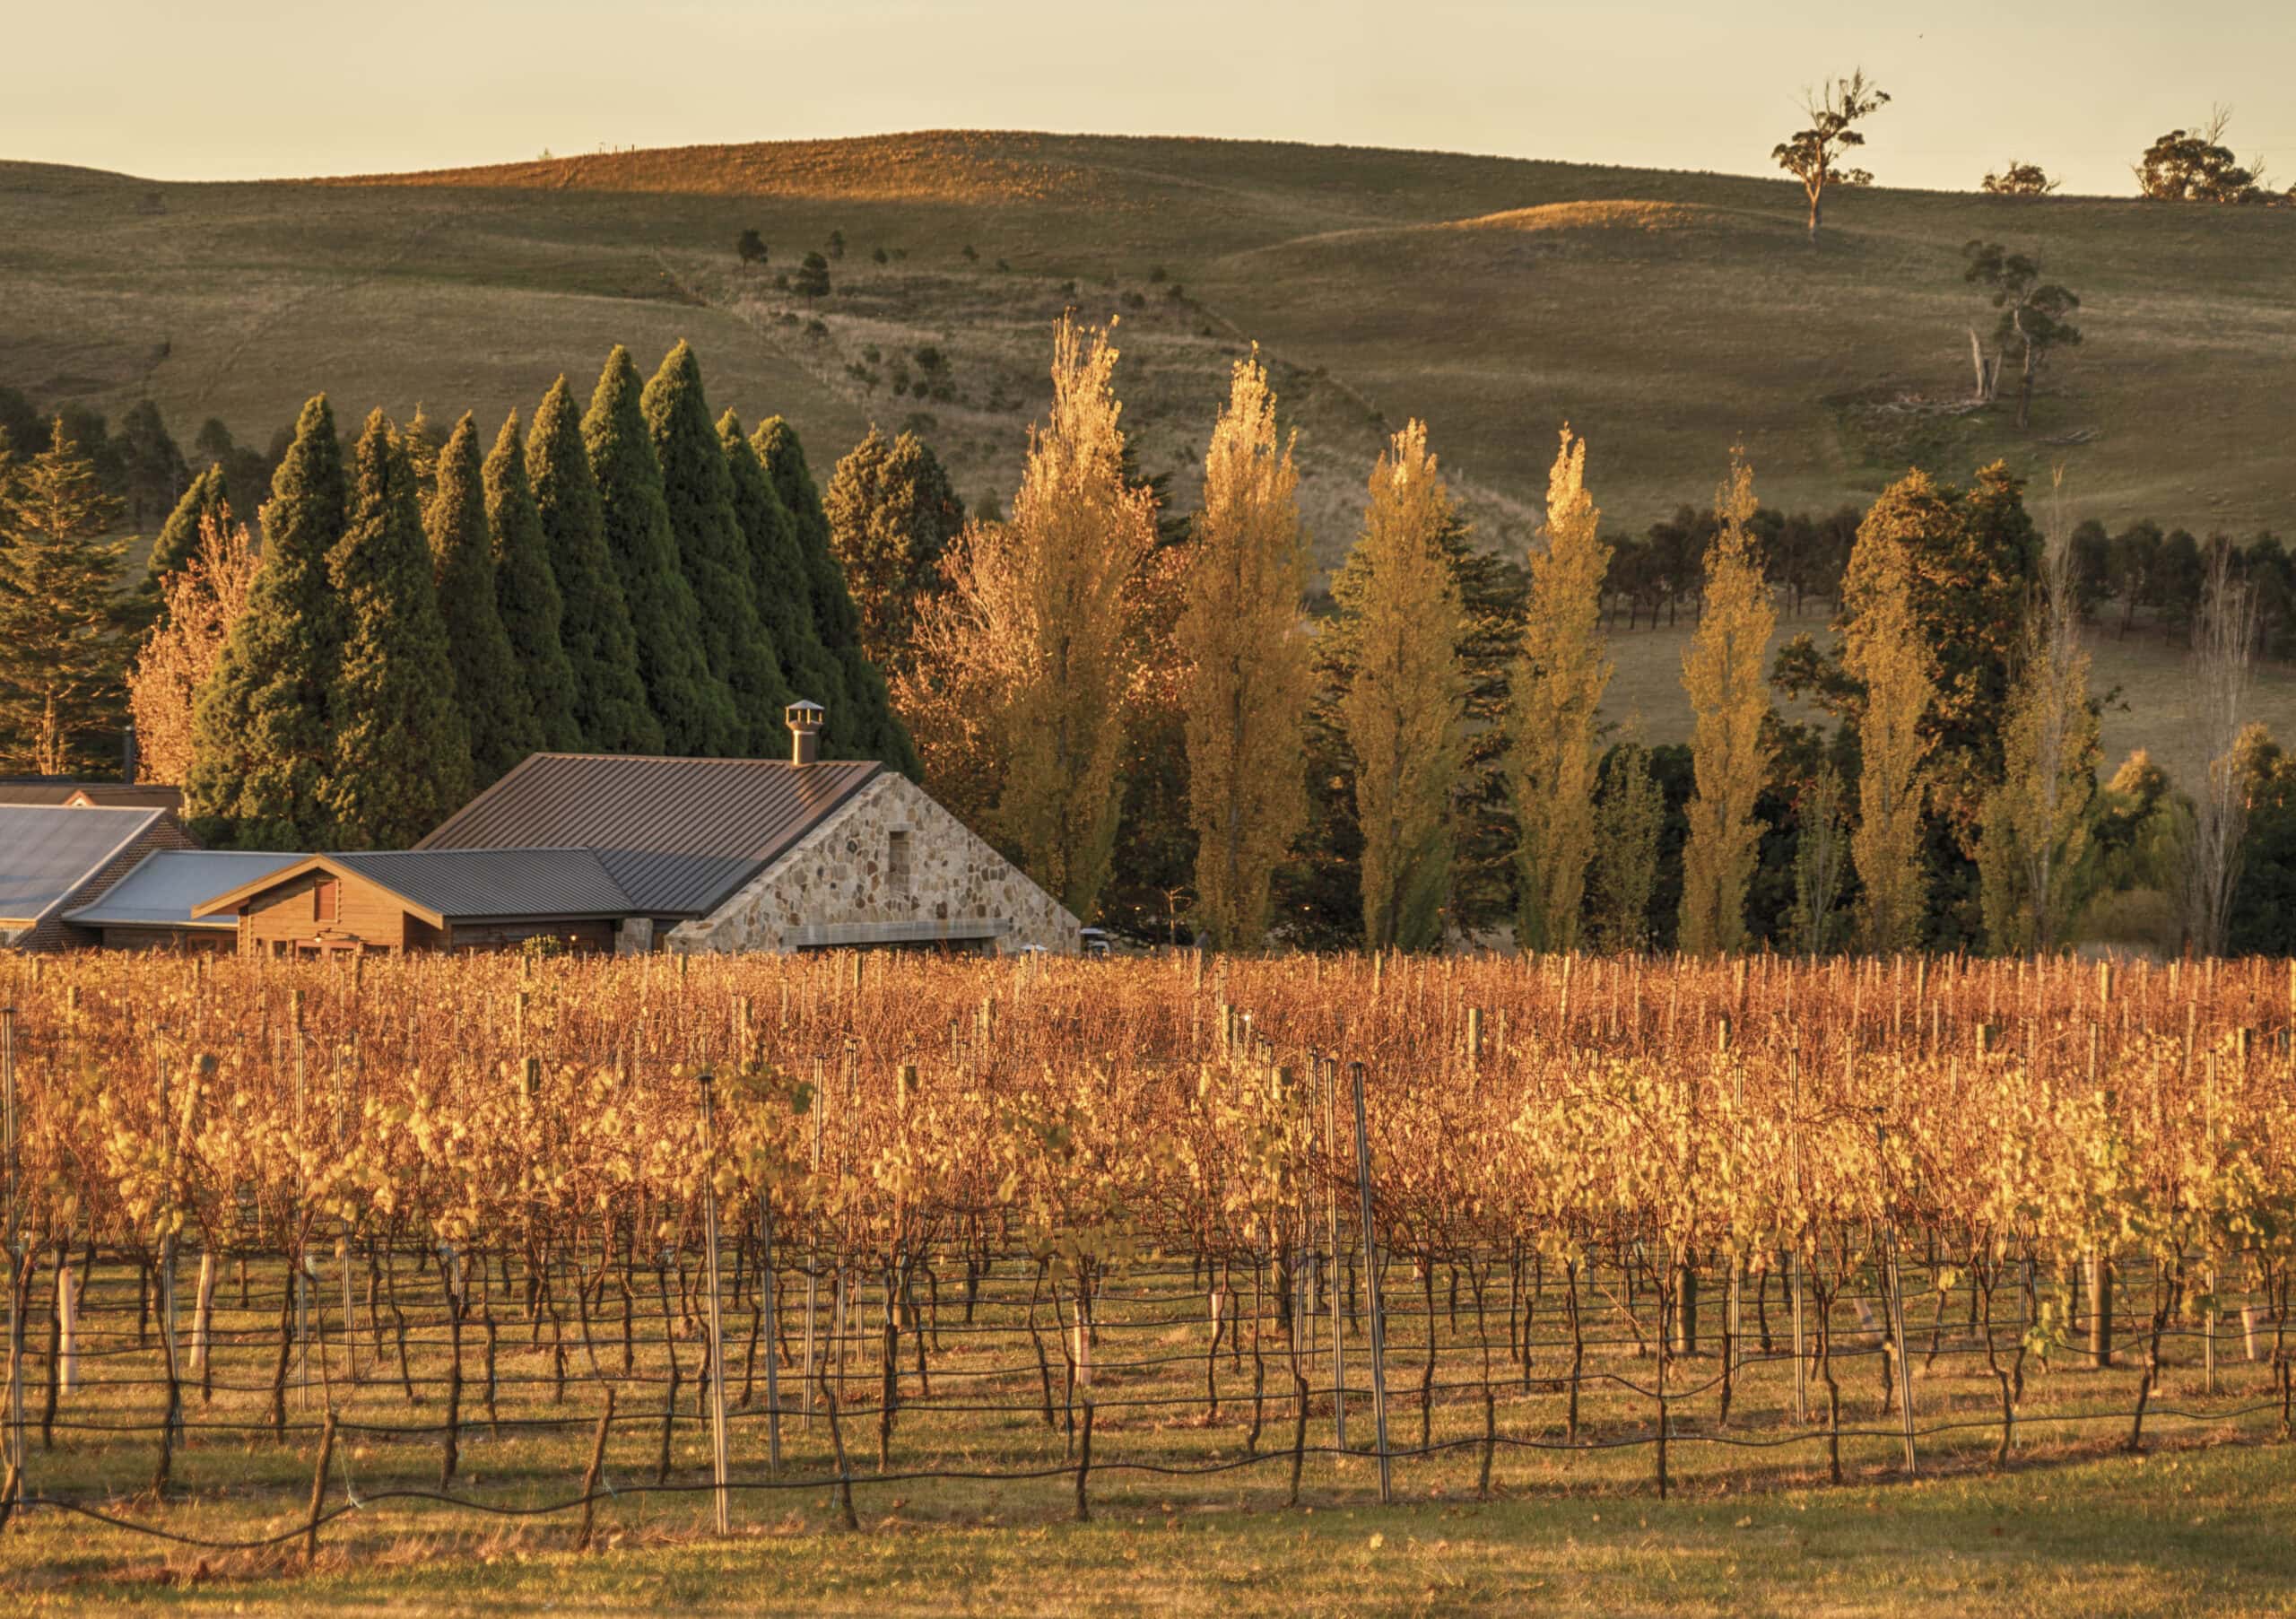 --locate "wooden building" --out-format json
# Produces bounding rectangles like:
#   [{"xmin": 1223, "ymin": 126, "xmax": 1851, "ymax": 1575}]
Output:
[{"xmin": 194, "ymin": 849, "xmax": 634, "ymax": 957}]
